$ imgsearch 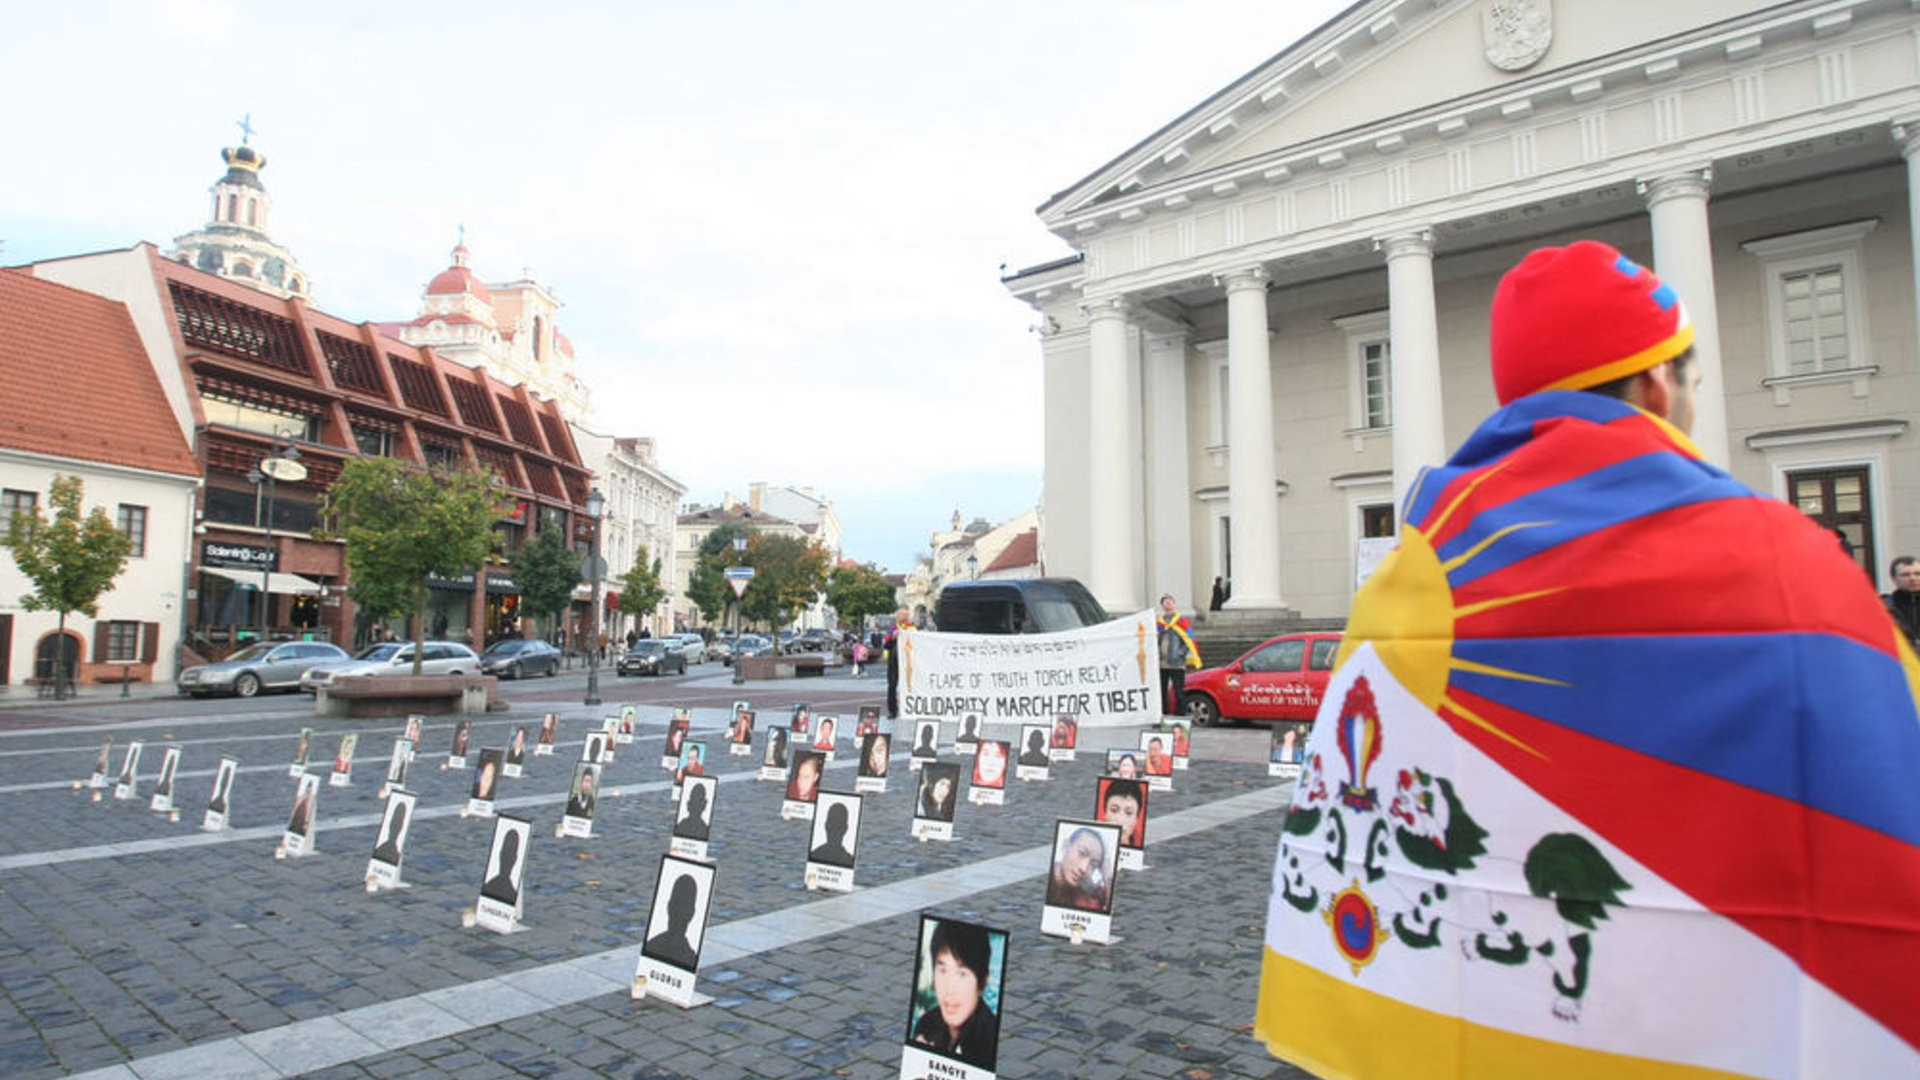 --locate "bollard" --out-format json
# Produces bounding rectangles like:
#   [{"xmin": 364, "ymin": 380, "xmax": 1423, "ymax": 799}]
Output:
[{"xmin": 121, "ymin": 666, "xmax": 132, "ymax": 698}]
